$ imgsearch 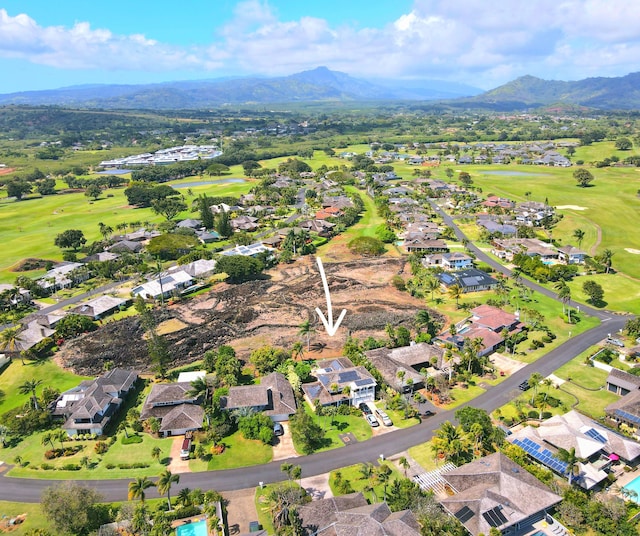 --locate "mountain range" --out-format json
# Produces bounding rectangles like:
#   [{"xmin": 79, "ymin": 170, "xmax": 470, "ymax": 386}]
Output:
[{"xmin": 0, "ymin": 67, "xmax": 638, "ymax": 110}]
